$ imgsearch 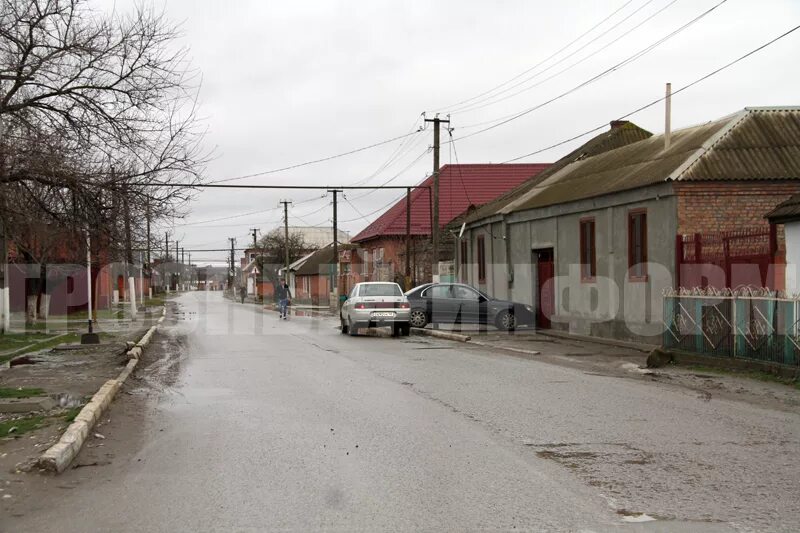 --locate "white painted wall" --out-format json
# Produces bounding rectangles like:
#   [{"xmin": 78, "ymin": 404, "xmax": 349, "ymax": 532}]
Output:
[{"xmin": 784, "ymin": 222, "xmax": 800, "ymax": 294}]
